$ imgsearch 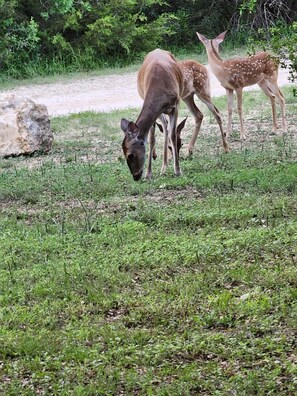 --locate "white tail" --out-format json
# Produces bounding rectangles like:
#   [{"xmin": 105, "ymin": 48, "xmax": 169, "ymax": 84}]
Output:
[
  {"xmin": 121, "ymin": 49, "xmax": 184, "ymax": 180},
  {"xmin": 197, "ymin": 31, "xmax": 287, "ymax": 139}
]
